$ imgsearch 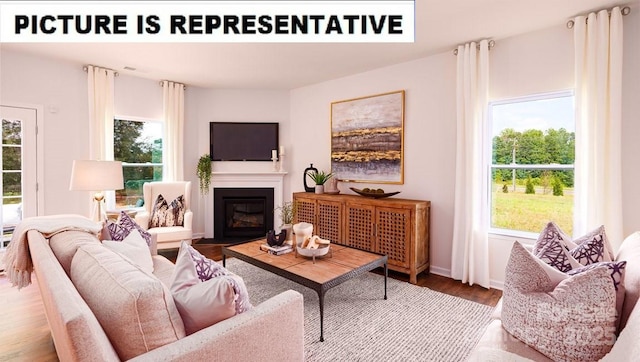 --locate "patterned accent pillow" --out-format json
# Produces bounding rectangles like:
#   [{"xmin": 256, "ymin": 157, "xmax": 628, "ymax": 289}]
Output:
[
  {"xmin": 186, "ymin": 243, "xmax": 227, "ymax": 281},
  {"xmin": 502, "ymin": 242, "xmax": 617, "ymax": 361},
  {"xmin": 149, "ymin": 194, "xmax": 185, "ymax": 228},
  {"xmin": 533, "ymin": 222, "xmax": 581, "ymax": 272},
  {"xmin": 566, "ymin": 225, "xmax": 614, "ymax": 263},
  {"xmin": 534, "ymin": 222, "xmax": 611, "ymax": 271},
  {"xmin": 106, "ymin": 211, "xmax": 152, "ymax": 246},
  {"xmin": 180, "ymin": 242, "xmax": 251, "ymax": 315},
  {"xmin": 170, "ymin": 241, "xmax": 253, "ymax": 333}
]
